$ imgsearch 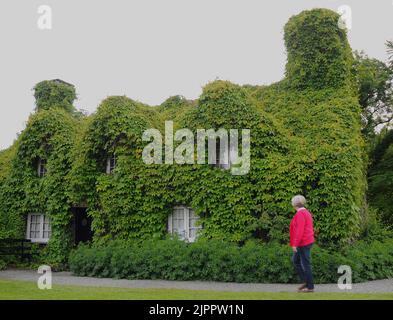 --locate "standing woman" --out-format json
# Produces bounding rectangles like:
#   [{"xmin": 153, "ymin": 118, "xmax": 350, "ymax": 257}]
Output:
[{"xmin": 290, "ymin": 195, "xmax": 315, "ymax": 293}]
